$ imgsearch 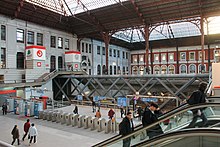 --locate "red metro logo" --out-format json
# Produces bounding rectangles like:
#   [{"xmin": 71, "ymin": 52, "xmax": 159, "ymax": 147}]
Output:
[{"xmin": 37, "ymin": 50, "xmax": 43, "ymax": 57}]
